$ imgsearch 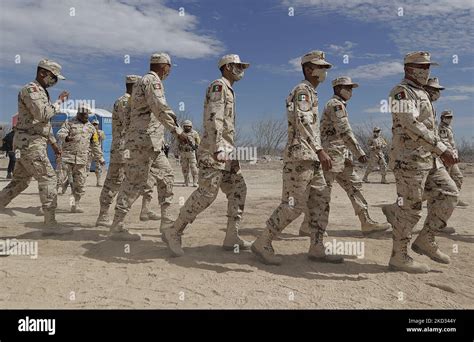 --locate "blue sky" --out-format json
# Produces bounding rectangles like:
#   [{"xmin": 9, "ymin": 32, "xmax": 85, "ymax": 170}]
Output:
[{"xmin": 0, "ymin": 0, "xmax": 473, "ymax": 140}]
